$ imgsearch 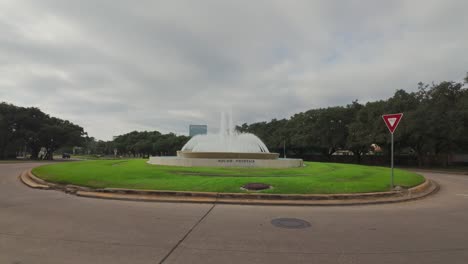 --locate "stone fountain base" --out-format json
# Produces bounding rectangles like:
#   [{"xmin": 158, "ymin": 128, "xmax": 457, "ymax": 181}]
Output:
[{"xmin": 148, "ymin": 152, "xmax": 303, "ymax": 168}]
